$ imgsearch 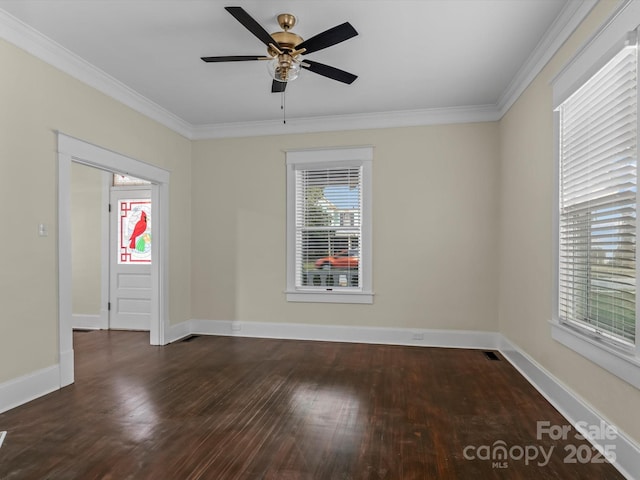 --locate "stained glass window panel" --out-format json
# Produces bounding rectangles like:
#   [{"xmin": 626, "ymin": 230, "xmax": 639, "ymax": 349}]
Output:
[{"xmin": 118, "ymin": 199, "xmax": 152, "ymax": 264}]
